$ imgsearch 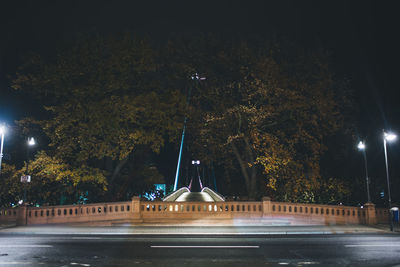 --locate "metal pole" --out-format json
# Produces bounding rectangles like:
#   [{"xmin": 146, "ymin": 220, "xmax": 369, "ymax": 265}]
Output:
[
  {"xmin": 0, "ymin": 132, "xmax": 4, "ymax": 173},
  {"xmin": 362, "ymin": 150, "xmax": 371, "ymax": 203},
  {"xmin": 197, "ymin": 164, "xmax": 203, "ymax": 190},
  {"xmin": 173, "ymin": 123, "xmax": 186, "ymax": 191},
  {"xmin": 24, "ymin": 144, "xmax": 30, "ymax": 205},
  {"xmin": 383, "ymin": 137, "xmax": 394, "ymax": 232}
]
